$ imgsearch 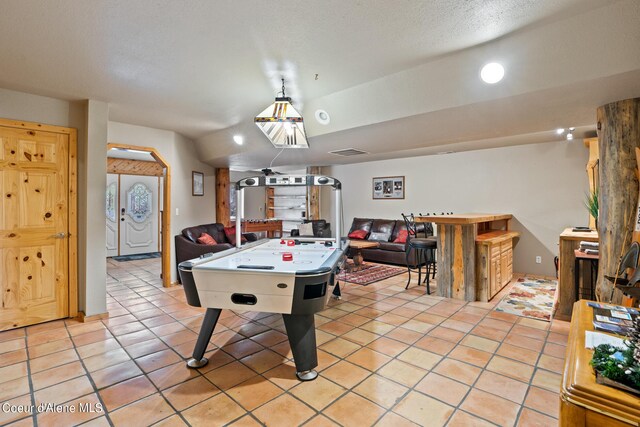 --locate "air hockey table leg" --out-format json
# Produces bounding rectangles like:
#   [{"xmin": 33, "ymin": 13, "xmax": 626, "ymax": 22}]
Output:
[
  {"xmin": 282, "ymin": 314, "xmax": 318, "ymax": 381},
  {"xmin": 186, "ymin": 308, "xmax": 221, "ymax": 369},
  {"xmin": 332, "ymin": 282, "xmax": 341, "ymax": 299}
]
